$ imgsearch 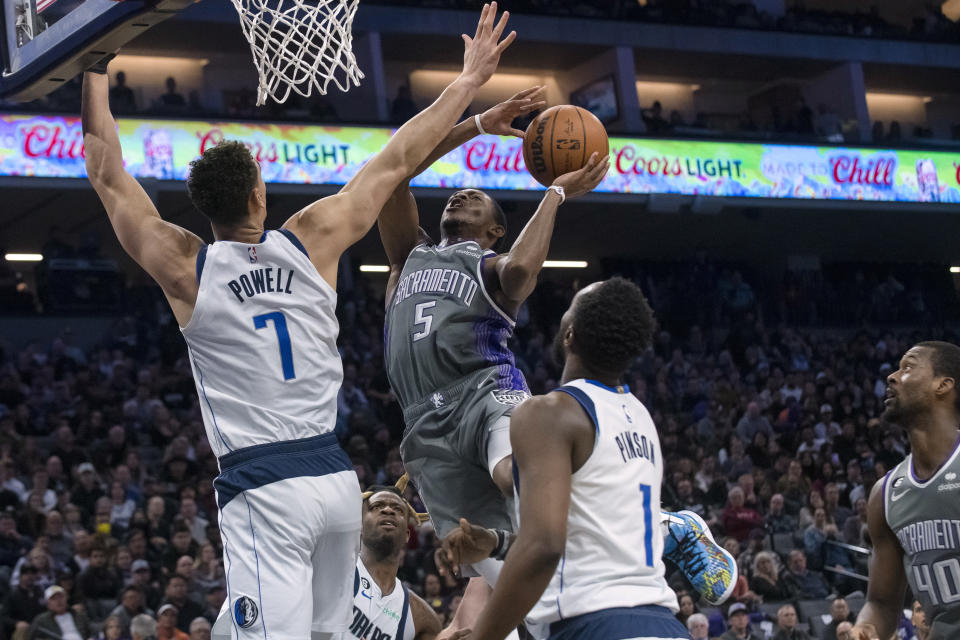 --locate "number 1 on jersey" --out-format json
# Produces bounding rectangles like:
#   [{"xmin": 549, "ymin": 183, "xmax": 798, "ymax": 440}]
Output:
[
  {"xmin": 253, "ymin": 311, "xmax": 296, "ymax": 380},
  {"xmin": 639, "ymin": 483, "xmax": 654, "ymax": 568}
]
